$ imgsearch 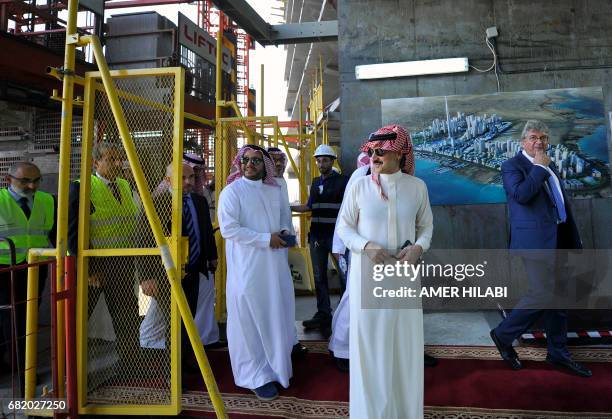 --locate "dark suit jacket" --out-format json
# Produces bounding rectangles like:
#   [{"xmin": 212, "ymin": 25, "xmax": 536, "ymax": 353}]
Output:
[
  {"xmin": 501, "ymin": 151, "xmax": 582, "ymax": 250},
  {"xmin": 137, "ymin": 192, "xmax": 217, "ymax": 280}
]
